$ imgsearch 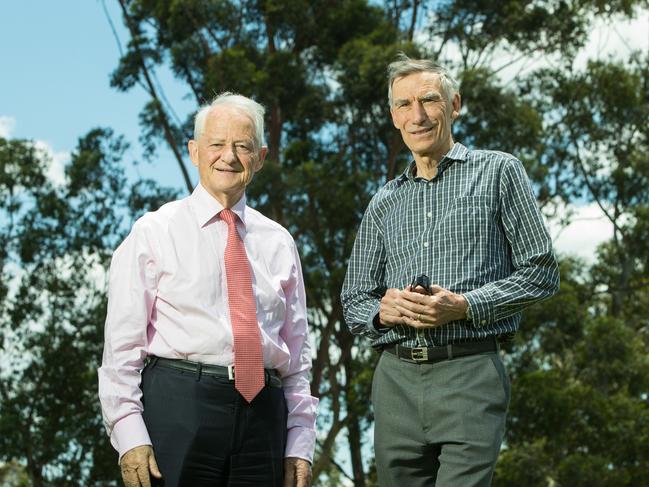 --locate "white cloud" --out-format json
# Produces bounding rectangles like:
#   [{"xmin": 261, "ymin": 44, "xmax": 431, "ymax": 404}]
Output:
[
  {"xmin": 549, "ymin": 203, "xmax": 615, "ymax": 263},
  {"xmin": 0, "ymin": 115, "xmax": 16, "ymax": 138},
  {"xmin": 33, "ymin": 140, "xmax": 69, "ymax": 186},
  {"xmin": 575, "ymin": 10, "xmax": 649, "ymax": 68},
  {"xmin": 0, "ymin": 116, "xmax": 68, "ymax": 185}
]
